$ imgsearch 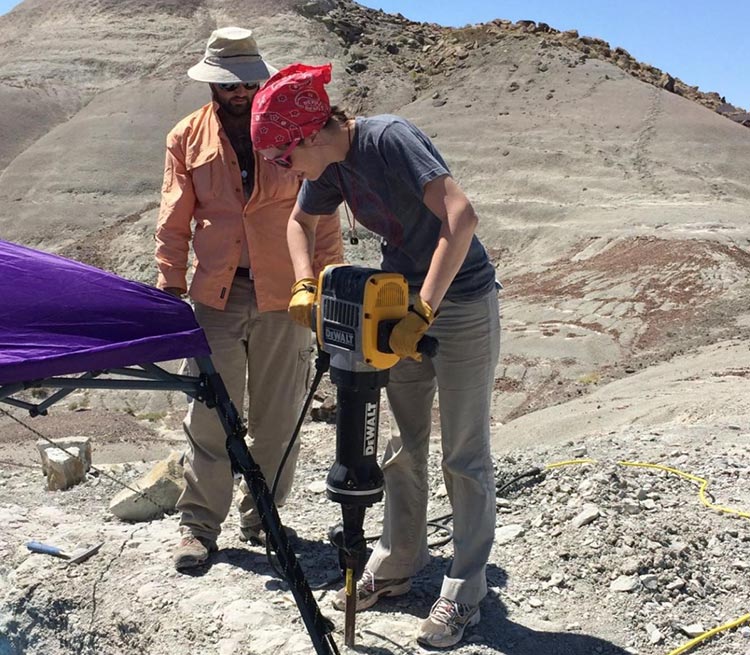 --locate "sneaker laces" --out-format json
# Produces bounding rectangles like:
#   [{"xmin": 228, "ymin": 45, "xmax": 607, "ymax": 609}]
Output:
[
  {"xmin": 430, "ymin": 597, "xmax": 461, "ymax": 625},
  {"xmin": 361, "ymin": 569, "xmax": 376, "ymax": 592}
]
